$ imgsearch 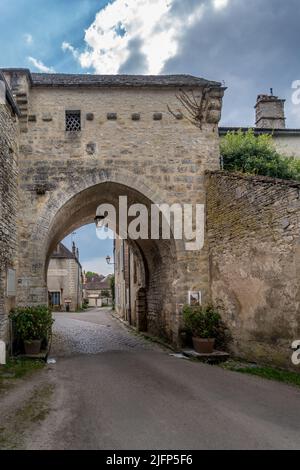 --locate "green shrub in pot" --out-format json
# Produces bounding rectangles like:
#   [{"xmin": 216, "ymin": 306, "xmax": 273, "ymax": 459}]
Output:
[
  {"xmin": 183, "ymin": 304, "xmax": 224, "ymax": 353},
  {"xmin": 9, "ymin": 305, "xmax": 54, "ymax": 355}
]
